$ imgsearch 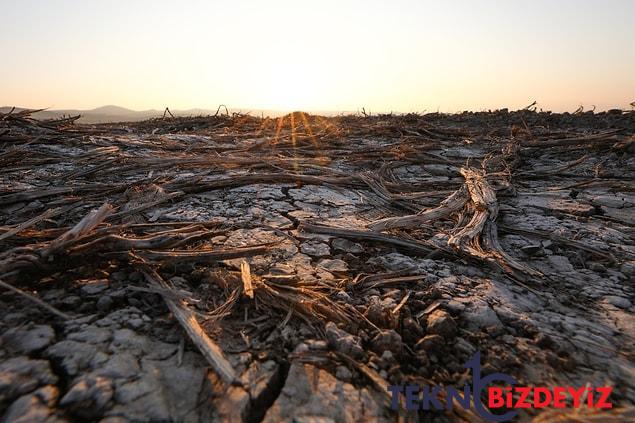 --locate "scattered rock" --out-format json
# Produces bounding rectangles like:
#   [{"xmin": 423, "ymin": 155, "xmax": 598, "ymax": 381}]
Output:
[
  {"xmin": 588, "ymin": 262, "xmax": 607, "ymax": 273},
  {"xmin": 620, "ymin": 261, "xmax": 635, "ymax": 277},
  {"xmin": 332, "ymin": 238, "xmax": 363, "ymax": 254},
  {"xmin": 80, "ymin": 279, "xmax": 110, "ymax": 296},
  {"xmin": 300, "ymin": 242, "xmax": 330, "ymax": 257},
  {"xmin": 1, "ymin": 324, "xmax": 55, "ymax": 354},
  {"xmin": 426, "ymin": 310, "xmax": 457, "ymax": 338},
  {"xmin": 547, "ymin": 255, "xmax": 575, "ymax": 273},
  {"xmin": 604, "ymin": 296, "xmax": 632, "ymax": 309},
  {"xmin": 454, "ymin": 337, "xmax": 476, "ymax": 356},
  {"xmin": 0, "ymin": 385, "xmax": 59, "ymax": 423},
  {"xmin": 0, "ymin": 358, "xmax": 57, "ymax": 405},
  {"xmin": 317, "ymin": 258, "xmax": 348, "ymax": 273},
  {"xmin": 520, "ymin": 244, "xmax": 542, "ymax": 255},
  {"xmin": 263, "ymin": 363, "xmax": 384, "ymax": 422},
  {"xmin": 335, "ymin": 366, "xmax": 353, "ymax": 382},
  {"xmin": 96, "ymin": 295, "xmax": 114, "ymax": 312},
  {"xmin": 463, "ymin": 303, "xmax": 503, "ymax": 331},
  {"xmin": 325, "ymin": 322, "xmax": 363, "ymax": 358},
  {"xmin": 60, "ymin": 375, "xmax": 113, "ymax": 419},
  {"xmin": 45, "ymin": 340, "xmax": 99, "ymax": 377},
  {"xmin": 370, "ymin": 330, "xmax": 402, "ymax": 354},
  {"xmin": 68, "ymin": 327, "xmax": 112, "ymax": 344}
]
